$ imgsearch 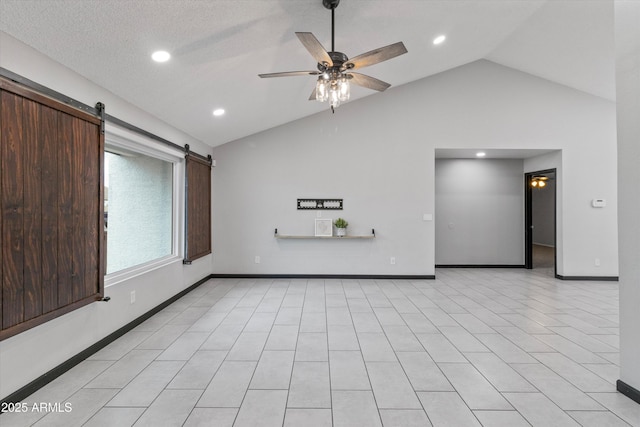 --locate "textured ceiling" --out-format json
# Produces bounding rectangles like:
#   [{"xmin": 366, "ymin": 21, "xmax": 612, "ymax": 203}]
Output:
[{"xmin": 0, "ymin": 0, "xmax": 615, "ymax": 147}]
